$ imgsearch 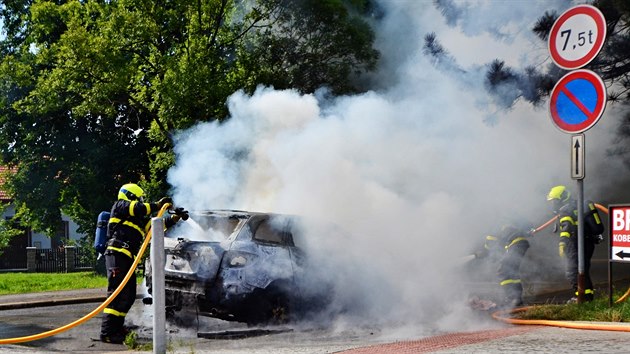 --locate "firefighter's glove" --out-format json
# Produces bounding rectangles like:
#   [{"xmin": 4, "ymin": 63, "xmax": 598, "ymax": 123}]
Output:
[
  {"xmin": 157, "ymin": 197, "xmax": 173, "ymax": 209},
  {"xmin": 559, "ymin": 243, "xmax": 566, "ymax": 258},
  {"xmin": 174, "ymin": 207, "xmax": 189, "ymax": 221},
  {"xmin": 164, "ymin": 213, "xmax": 180, "ymax": 229}
]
